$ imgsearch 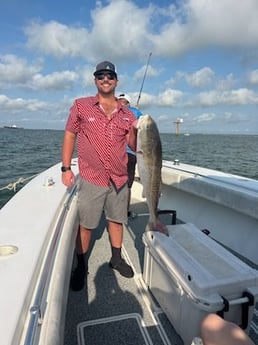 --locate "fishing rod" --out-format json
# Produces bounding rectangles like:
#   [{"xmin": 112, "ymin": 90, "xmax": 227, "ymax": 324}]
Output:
[{"xmin": 136, "ymin": 52, "xmax": 152, "ymax": 108}]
